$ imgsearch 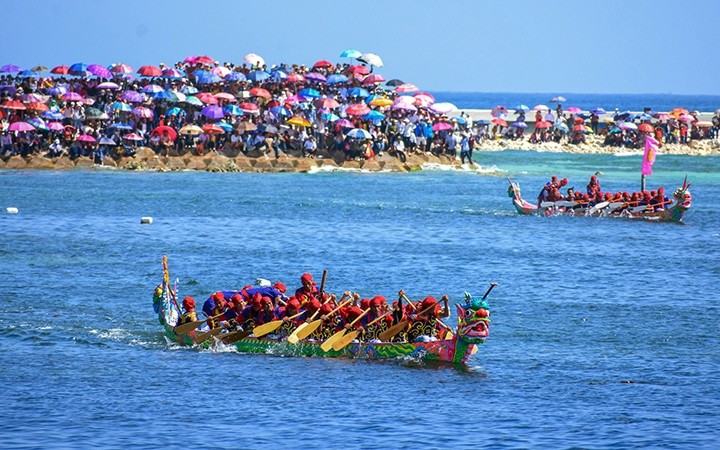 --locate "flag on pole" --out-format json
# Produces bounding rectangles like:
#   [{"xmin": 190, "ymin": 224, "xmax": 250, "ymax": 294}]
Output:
[{"xmin": 642, "ymin": 135, "xmax": 658, "ymax": 176}]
